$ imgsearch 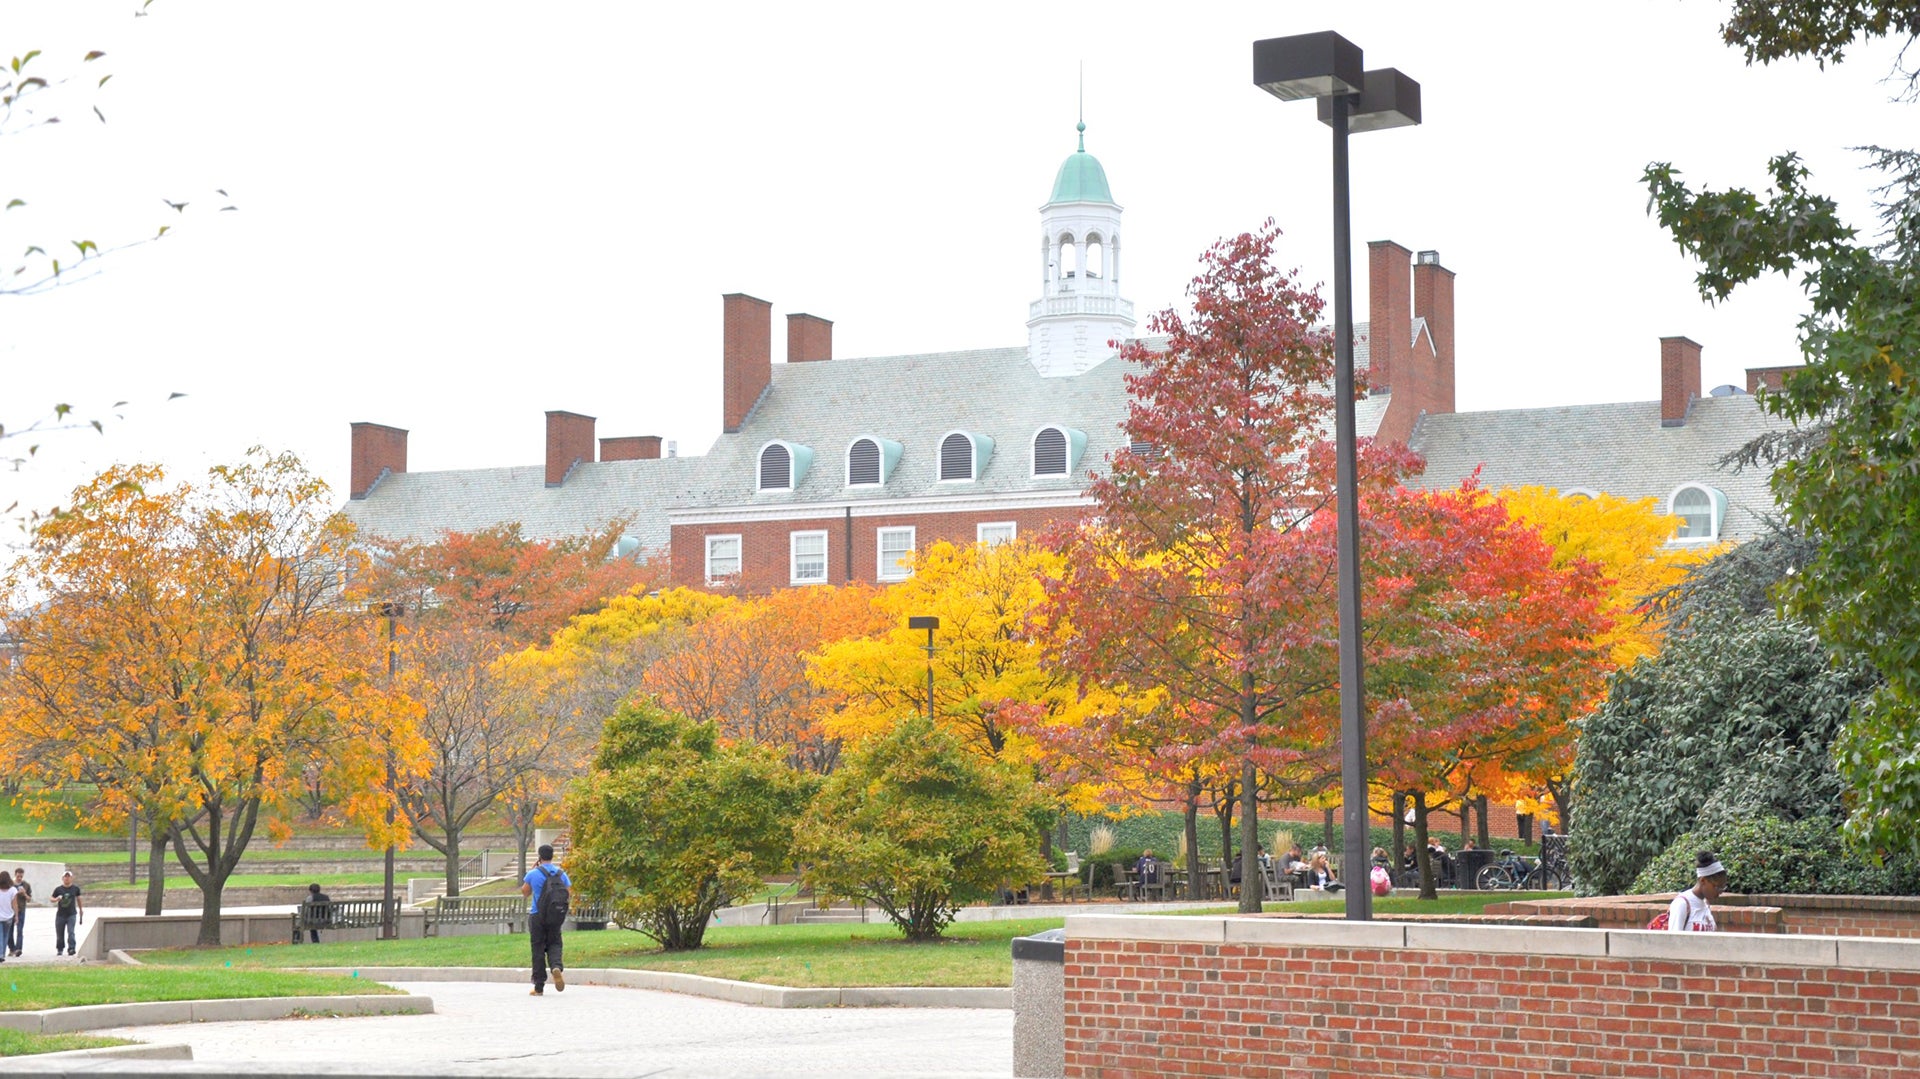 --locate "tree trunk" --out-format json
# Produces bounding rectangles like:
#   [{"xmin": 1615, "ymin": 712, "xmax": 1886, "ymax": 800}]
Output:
[
  {"xmin": 1476, "ymin": 794, "xmax": 1491, "ymax": 850},
  {"xmin": 1413, "ymin": 792, "xmax": 1437, "ymax": 900},
  {"xmin": 1039, "ymin": 822, "xmax": 1055, "ymax": 902},
  {"xmin": 1237, "ymin": 758, "xmax": 1261, "ymax": 914},
  {"xmin": 1215, "ymin": 791, "xmax": 1233, "ymax": 899},
  {"xmin": 1459, "ymin": 804, "xmax": 1470, "ymax": 848},
  {"xmin": 443, "ymin": 832, "xmax": 463, "ymax": 898},
  {"xmin": 1390, "ymin": 792, "xmax": 1407, "ymax": 885},
  {"xmin": 1181, "ymin": 778, "xmax": 1201, "ymax": 902},
  {"xmin": 1322, "ymin": 807, "xmax": 1334, "ymax": 850},
  {"xmin": 1547, "ymin": 776, "xmax": 1573, "ymax": 835},
  {"xmin": 143, "ymin": 830, "xmax": 168, "ymax": 917}
]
